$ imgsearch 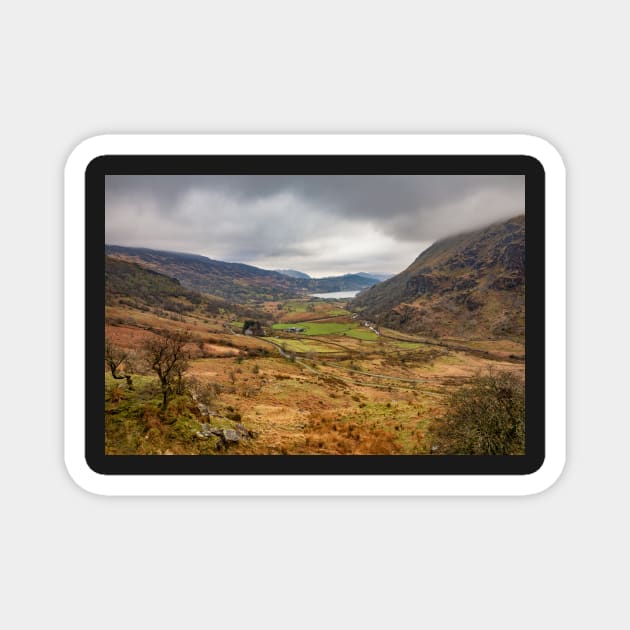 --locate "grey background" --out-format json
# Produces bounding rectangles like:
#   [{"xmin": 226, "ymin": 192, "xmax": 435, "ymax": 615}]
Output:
[{"xmin": 2, "ymin": 1, "xmax": 627, "ymax": 628}]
